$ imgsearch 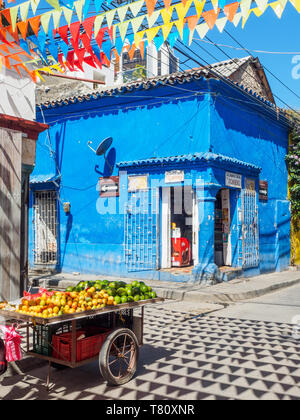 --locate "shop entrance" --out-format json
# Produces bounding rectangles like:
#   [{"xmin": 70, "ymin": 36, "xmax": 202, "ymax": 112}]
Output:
[
  {"xmin": 161, "ymin": 186, "xmax": 198, "ymax": 270},
  {"xmin": 214, "ymin": 189, "xmax": 232, "ymax": 267}
]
